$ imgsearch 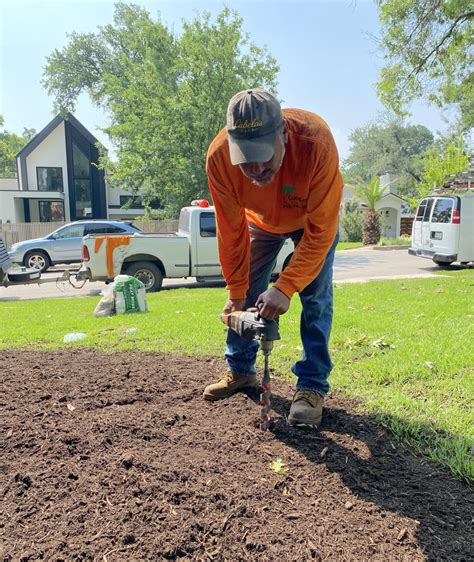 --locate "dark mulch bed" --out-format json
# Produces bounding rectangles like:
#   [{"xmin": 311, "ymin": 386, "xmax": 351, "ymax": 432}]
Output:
[{"xmin": 1, "ymin": 349, "xmax": 472, "ymax": 560}]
